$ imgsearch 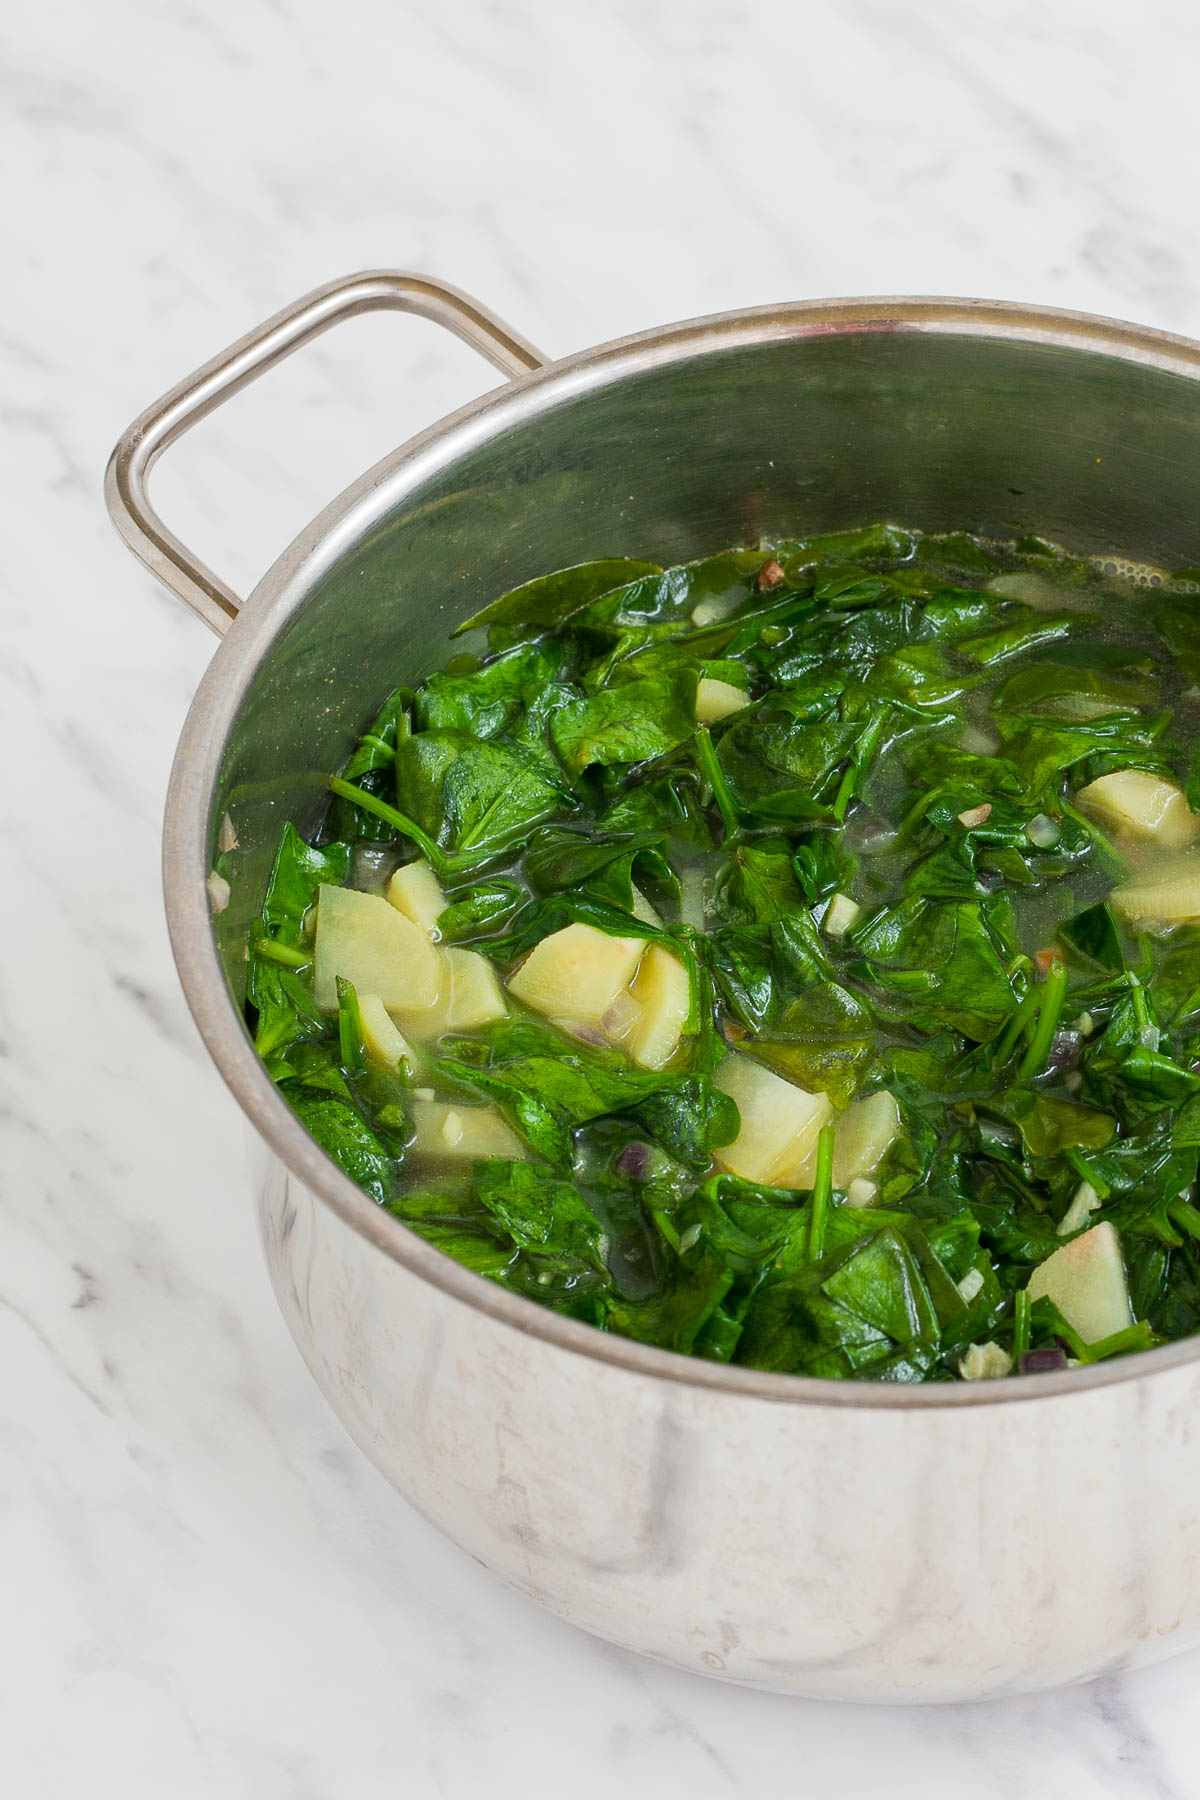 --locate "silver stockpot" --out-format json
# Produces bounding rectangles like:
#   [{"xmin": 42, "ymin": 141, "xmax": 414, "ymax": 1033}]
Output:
[{"xmin": 107, "ymin": 274, "xmax": 1200, "ymax": 1702}]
